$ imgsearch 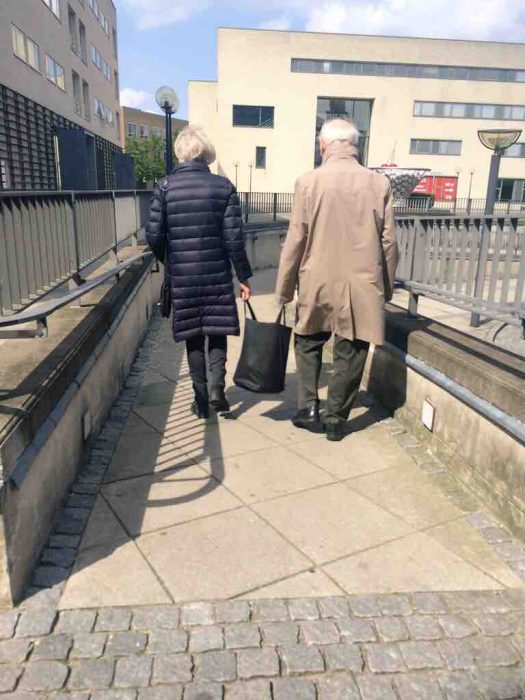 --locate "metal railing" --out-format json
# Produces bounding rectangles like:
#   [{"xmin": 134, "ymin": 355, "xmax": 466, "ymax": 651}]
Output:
[
  {"xmin": 0, "ymin": 189, "xmax": 152, "ymax": 316},
  {"xmin": 395, "ymin": 215, "xmax": 525, "ymax": 333},
  {"xmin": 239, "ymin": 192, "xmax": 525, "ymax": 220},
  {"xmin": 396, "ymin": 198, "xmax": 525, "ymax": 216},
  {"xmin": 239, "ymin": 192, "xmax": 294, "ymax": 223}
]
